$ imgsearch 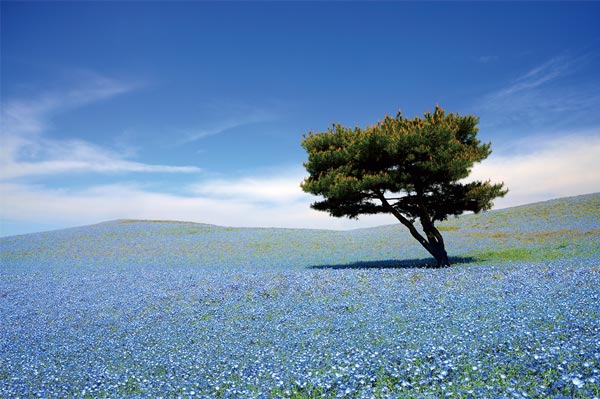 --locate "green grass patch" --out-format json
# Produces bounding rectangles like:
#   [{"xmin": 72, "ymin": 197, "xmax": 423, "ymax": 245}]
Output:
[{"xmin": 468, "ymin": 243, "xmax": 578, "ymax": 263}]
